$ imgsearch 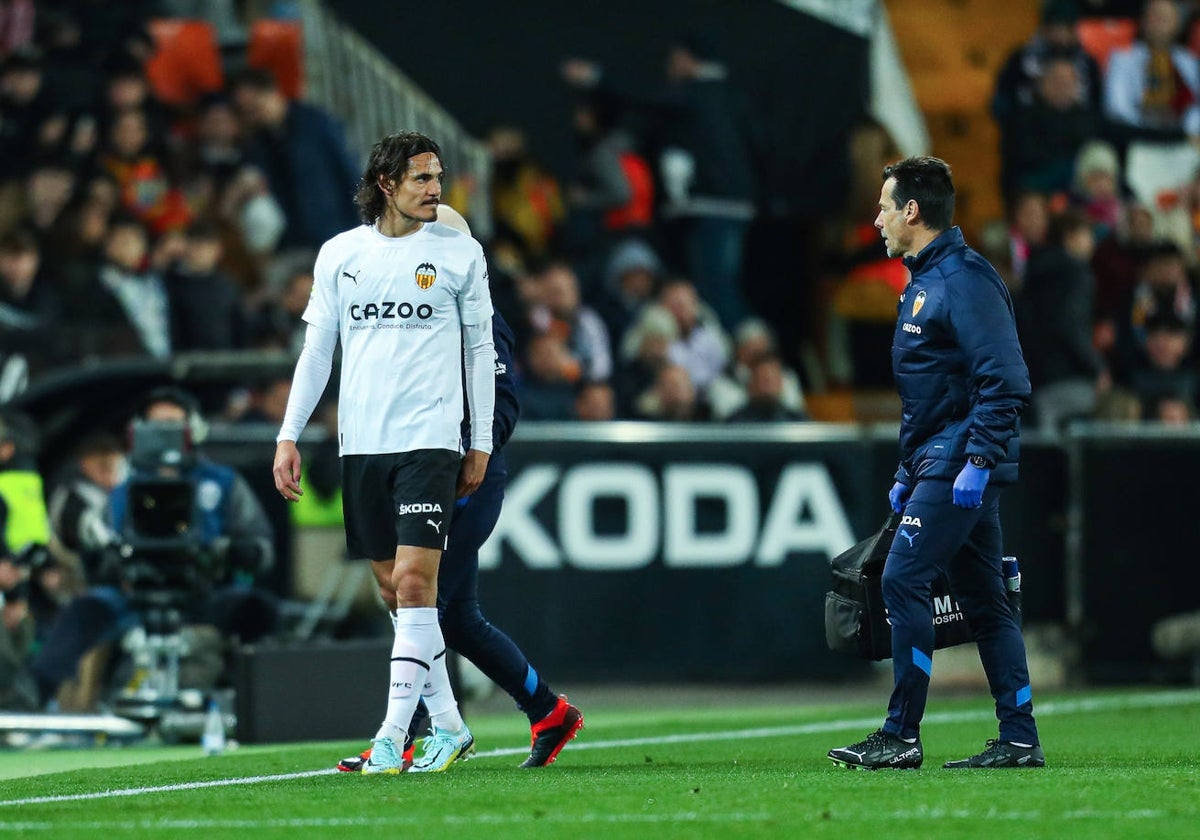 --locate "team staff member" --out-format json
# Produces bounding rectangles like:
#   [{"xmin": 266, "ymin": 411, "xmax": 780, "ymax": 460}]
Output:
[
  {"xmin": 274, "ymin": 132, "xmax": 494, "ymax": 774},
  {"xmin": 828, "ymin": 157, "xmax": 1044, "ymax": 770}
]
